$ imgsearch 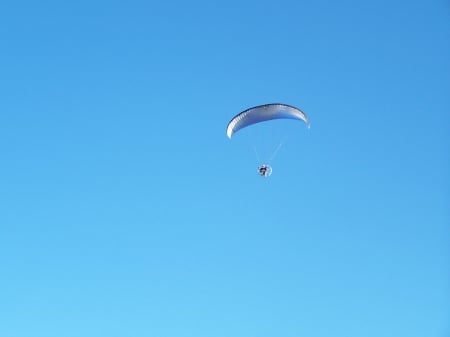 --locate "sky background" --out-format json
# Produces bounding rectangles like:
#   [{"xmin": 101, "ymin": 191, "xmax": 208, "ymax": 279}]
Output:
[{"xmin": 0, "ymin": 0, "xmax": 449, "ymax": 336}]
